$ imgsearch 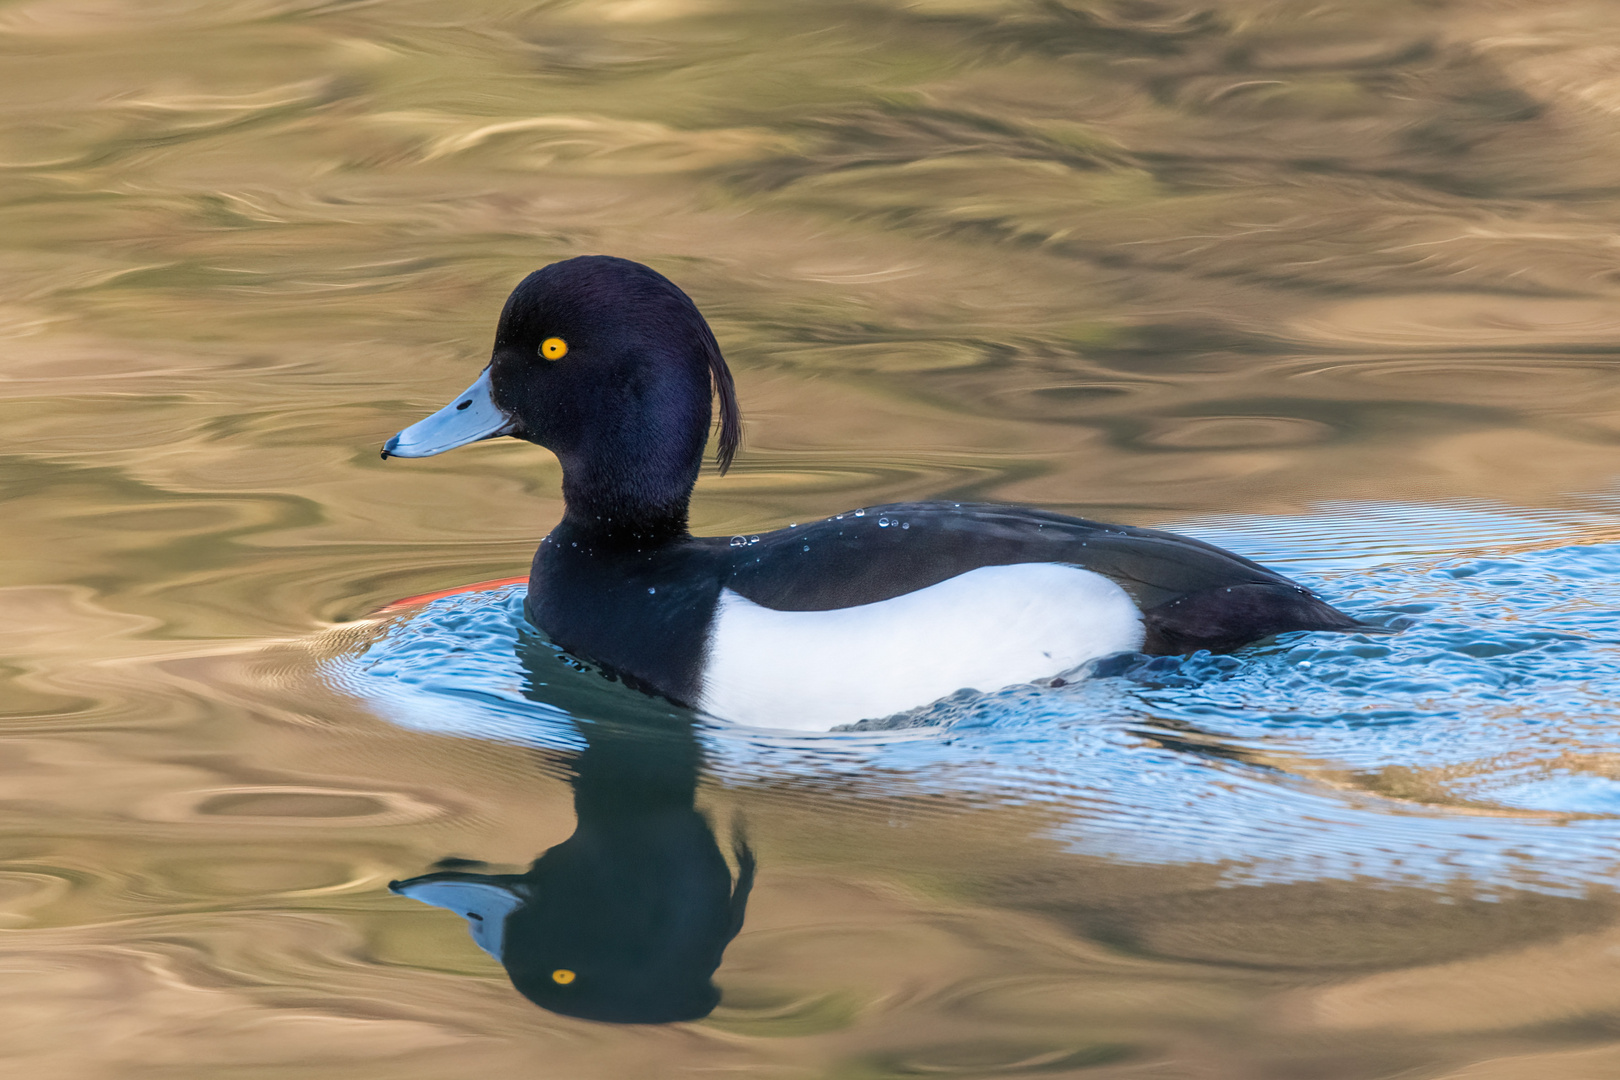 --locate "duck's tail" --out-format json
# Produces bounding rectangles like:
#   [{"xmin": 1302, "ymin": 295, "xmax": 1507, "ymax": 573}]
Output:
[{"xmin": 1141, "ymin": 581, "xmax": 1386, "ymax": 655}]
